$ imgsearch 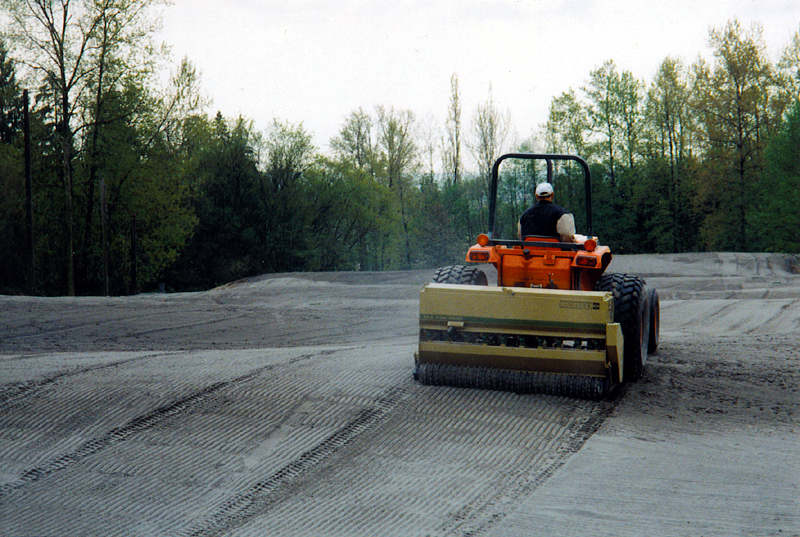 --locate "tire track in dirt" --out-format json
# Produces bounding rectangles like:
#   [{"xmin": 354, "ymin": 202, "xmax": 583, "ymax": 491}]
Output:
[
  {"xmin": 0, "ymin": 352, "xmax": 323, "ymax": 495},
  {"xmin": 180, "ymin": 386, "xmax": 410, "ymax": 537},
  {"xmin": 432, "ymin": 397, "xmax": 617, "ymax": 537},
  {"xmin": 0, "ymin": 302, "xmax": 218, "ymax": 339},
  {"xmin": 218, "ymin": 386, "xmax": 620, "ymax": 537},
  {"xmin": 3, "ymin": 312, "xmax": 251, "ymax": 346},
  {"xmin": 0, "ymin": 352, "xmax": 176, "ymax": 409},
  {"xmin": 1, "ymin": 346, "xmax": 619, "ymax": 536}
]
